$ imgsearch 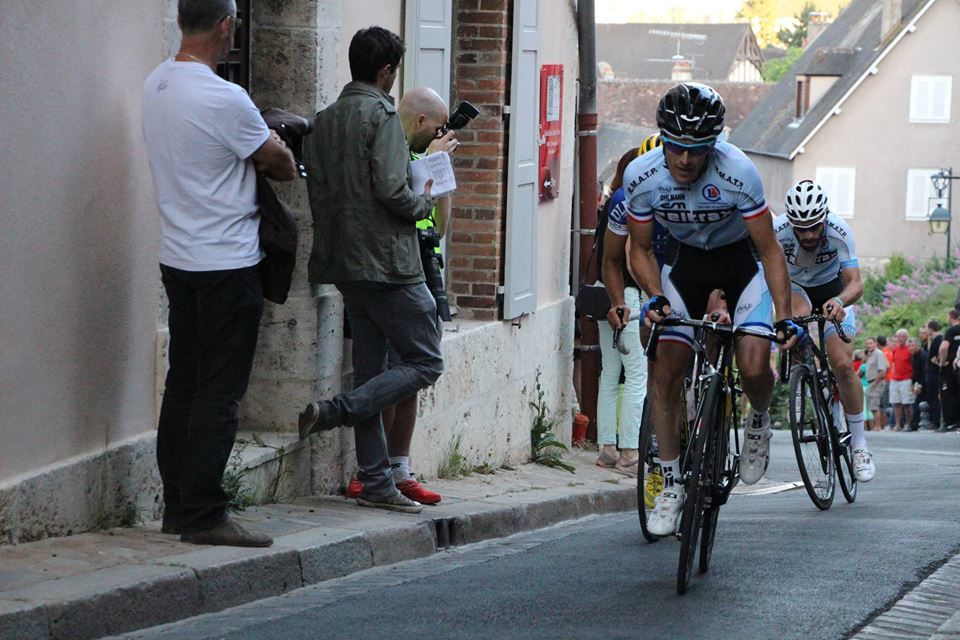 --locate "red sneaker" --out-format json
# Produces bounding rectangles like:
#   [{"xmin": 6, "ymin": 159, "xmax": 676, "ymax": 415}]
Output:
[
  {"xmin": 396, "ymin": 479, "xmax": 441, "ymax": 505},
  {"xmin": 346, "ymin": 477, "xmax": 363, "ymax": 499}
]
